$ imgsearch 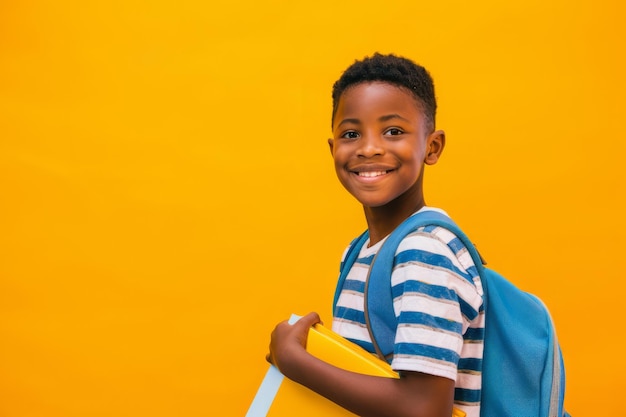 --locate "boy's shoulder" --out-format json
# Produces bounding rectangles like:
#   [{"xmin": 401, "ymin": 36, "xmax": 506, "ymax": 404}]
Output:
[
  {"xmin": 391, "ymin": 208, "xmax": 480, "ymax": 274},
  {"xmin": 396, "ymin": 208, "xmax": 462, "ymax": 249}
]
